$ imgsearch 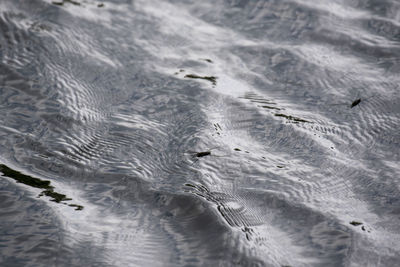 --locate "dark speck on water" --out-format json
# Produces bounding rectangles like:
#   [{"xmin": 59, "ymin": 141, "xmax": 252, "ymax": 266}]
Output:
[{"xmin": 350, "ymin": 221, "xmax": 363, "ymax": 226}]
